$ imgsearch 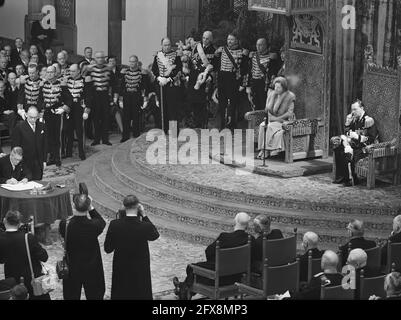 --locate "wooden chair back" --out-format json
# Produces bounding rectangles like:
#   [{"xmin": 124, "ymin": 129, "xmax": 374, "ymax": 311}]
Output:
[
  {"xmin": 321, "ymin": 284, "xmax": 355, "ymax": 300},
  {"xmin": 359, "ymin": 270, "xmax": 386, "ymax": 300},
  {"xmin": 307, "ymin": 251, "xmax": 322, "ymax": 283},
  {"xmin": 263, "ymin": 230, "xmax": 297, "ymax": 267},
  {"xmin": 365, "ymin": 246, "xmax": 382, "ymax": 271},
  {"xmin": 263, "ymin": 259, "xmax": 300, "ymax": 297},
  {"xmin": 215, "ymin": 237, "xmax": 252, "ymax": 279},
  {"xmin": 387, "ymin": 241, "xmax": 401, "ymax": 273}
]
